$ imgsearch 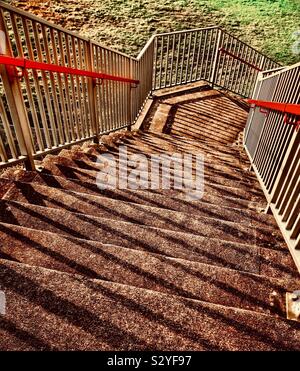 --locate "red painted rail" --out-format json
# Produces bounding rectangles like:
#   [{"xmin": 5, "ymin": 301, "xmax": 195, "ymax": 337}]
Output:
[
  {"xmin": 219, "ymin": 47, "xmax": 262, "ymax": 71},
  {"xmin": 0, "ymin": 55, "xmax": 139, "ymax": 84},
  {"xmin": 247, "ymin": 99, "xmax": 300, "ymax": 116},
  {"xmin": 248, "ymin": 99, "xmax": 300, "ymax": 130}
]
